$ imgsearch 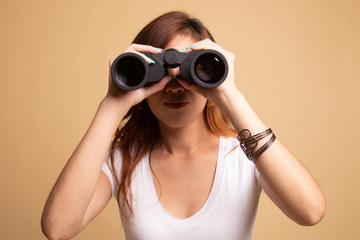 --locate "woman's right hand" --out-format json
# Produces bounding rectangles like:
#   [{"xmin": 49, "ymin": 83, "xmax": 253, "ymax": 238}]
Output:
[{"xmin": 105, "ymin": 44, "xmax": 171, "ymax": 109}]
